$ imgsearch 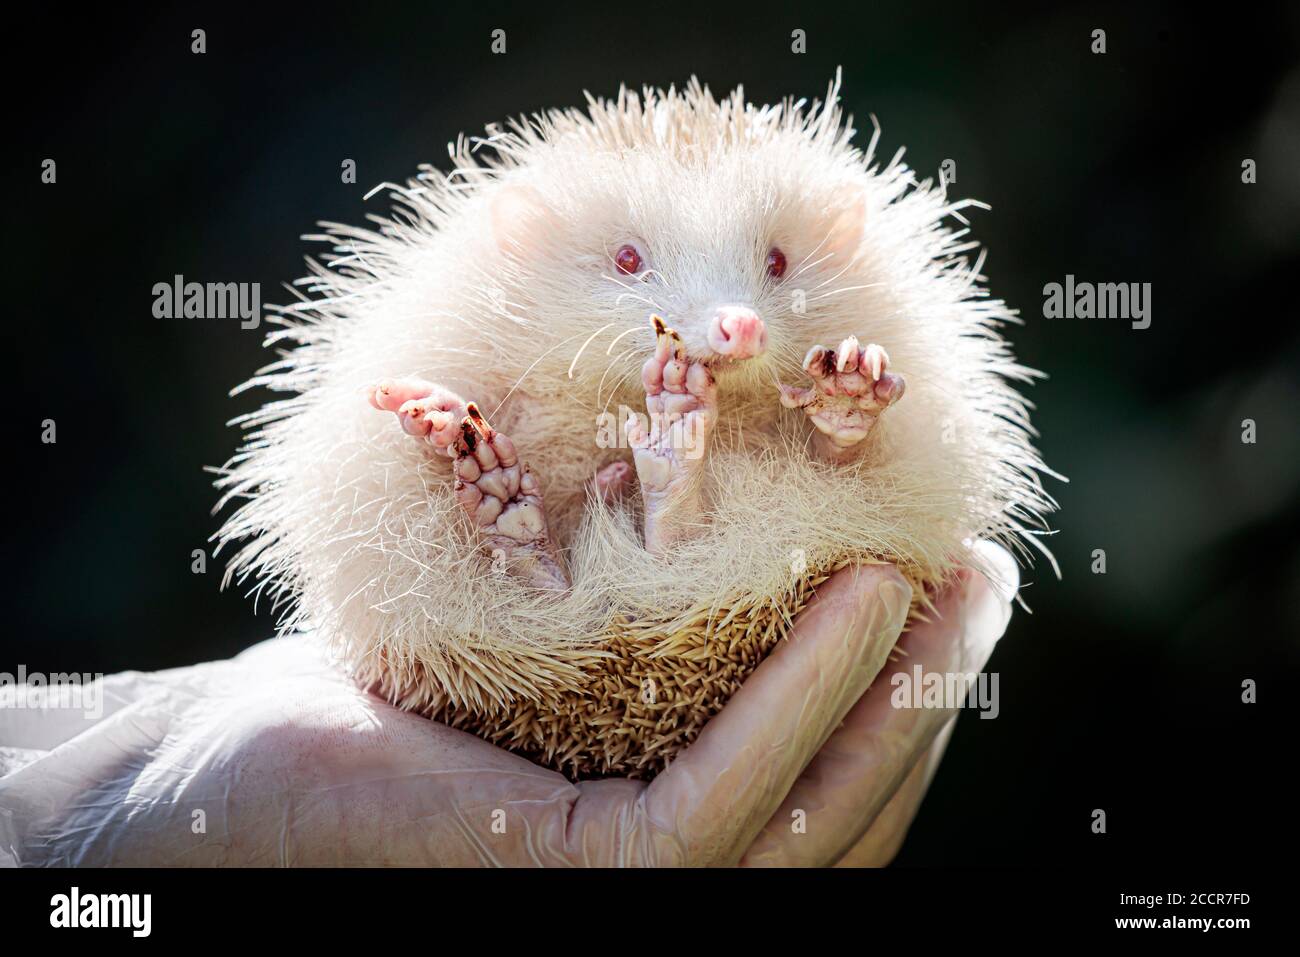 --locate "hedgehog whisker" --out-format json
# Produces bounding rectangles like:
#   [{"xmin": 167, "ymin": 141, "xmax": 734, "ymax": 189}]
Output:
[
  {"xmin": 809, "ymin": 258, "xmax": 855, "ymax": 293},
  {"xmin": 602, "ymin": 272, "xmax": 669, "ymax": 314},
  {"xmin": 614, "ymin": 292, "xmax": 660, "ymax": 312},
  {"xmin": 490, "ymin": 331, "xmax": 591, "ymax": 419},
  {"xmin": 598, "ymin": 349, "xmax": 639, "ymax": 412},
  {"xmin": 807, "ymin": 282, "xmax": 883, "ymax": 302},
  {"xmin": 787, "ymin": 249, "xmax": 835, "ymax": 284},
  {"xmin": 788, "ymin": 229, "xmax": 834, "ymax": 282},
  {"xmin": 604, "ymin": 324, "xmax": 644, "ymax": 354},
  {"xmin": 567, "ymin": 323, "xmax": 618, "ymax": 379}
]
